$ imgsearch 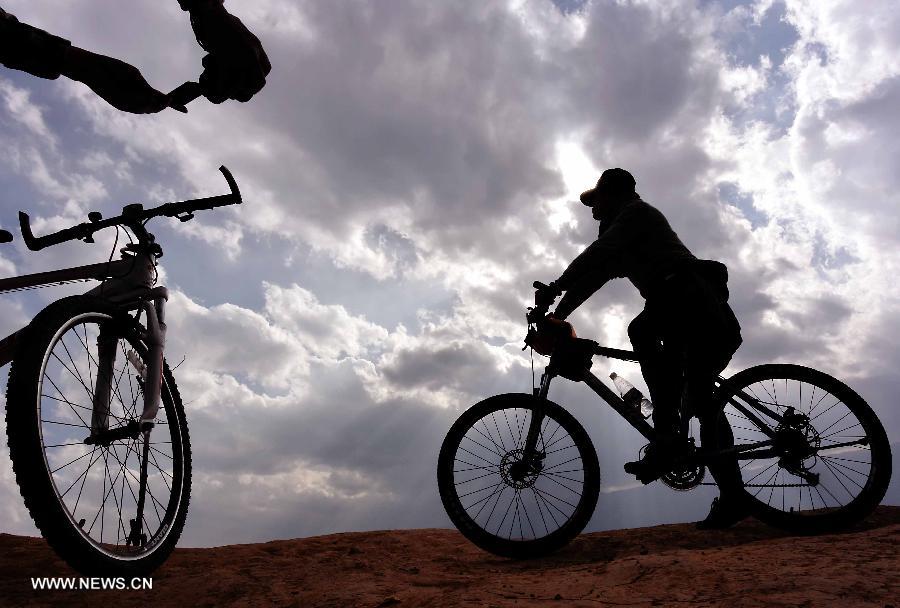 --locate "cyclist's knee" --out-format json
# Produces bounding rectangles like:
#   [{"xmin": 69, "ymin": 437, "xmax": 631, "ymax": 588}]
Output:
[{"xmin": 628, "ymin": 312, "xmax": 657, "ymax": 353}]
